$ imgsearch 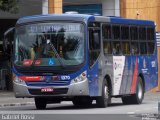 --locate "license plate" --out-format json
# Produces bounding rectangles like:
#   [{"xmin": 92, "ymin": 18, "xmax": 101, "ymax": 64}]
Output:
[{"xmin": 41, "ymin": 88, "xmax": 53, "ymax": 92}]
